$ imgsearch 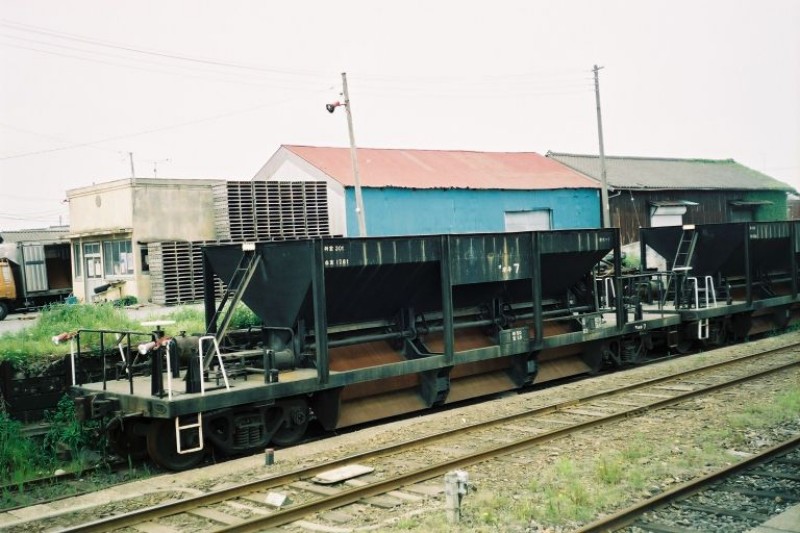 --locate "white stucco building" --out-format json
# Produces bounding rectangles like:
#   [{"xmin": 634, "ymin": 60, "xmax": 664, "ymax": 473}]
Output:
[{"xmin": 67, "ymin": 178, "xmax": 223, "ymax": 303}]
